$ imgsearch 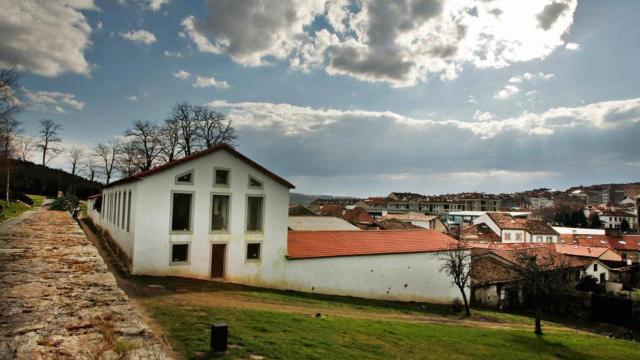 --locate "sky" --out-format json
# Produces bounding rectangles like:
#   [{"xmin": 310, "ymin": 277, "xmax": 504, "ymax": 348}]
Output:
[{"xmin": 2, "ymin": 0, "xmax": 640, "ymax": 197}]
